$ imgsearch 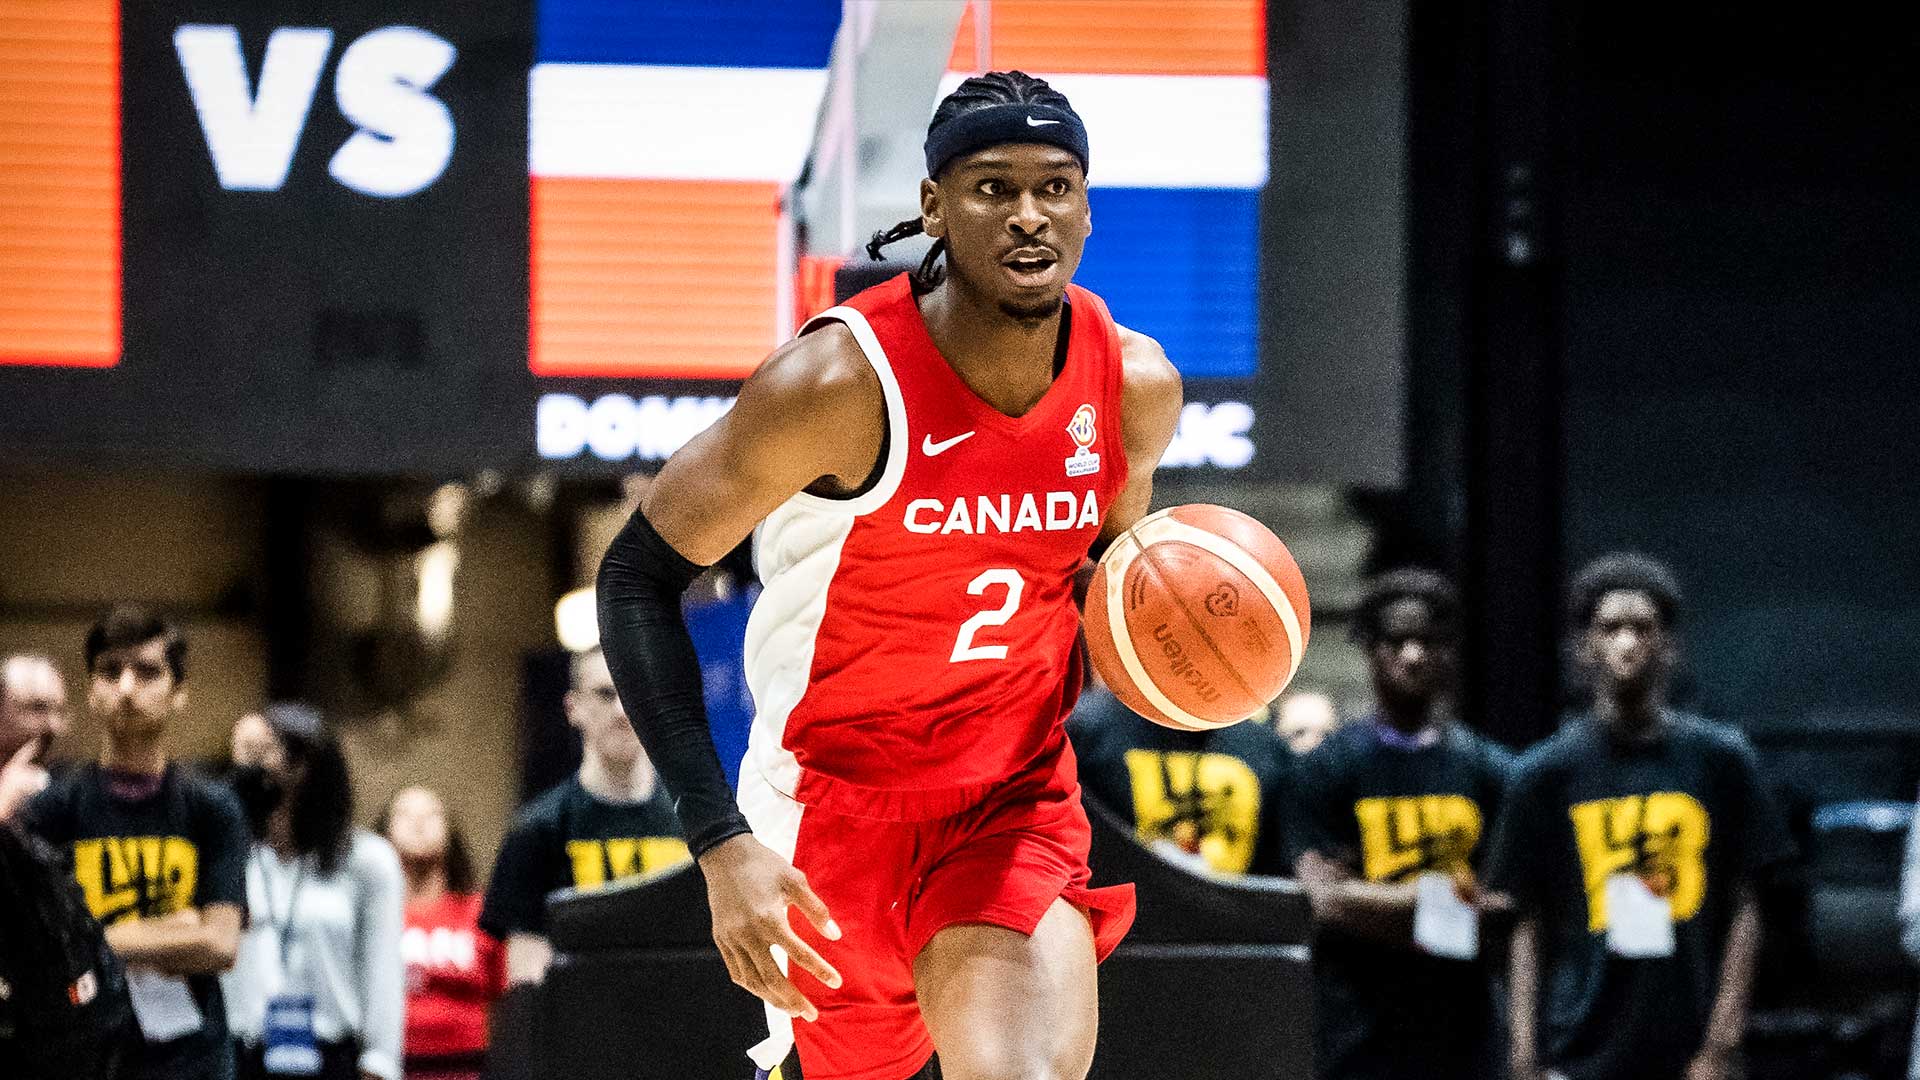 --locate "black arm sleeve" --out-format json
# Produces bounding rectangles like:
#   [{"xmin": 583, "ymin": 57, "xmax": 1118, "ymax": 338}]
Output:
[{"xmin": 596, "ymin": 507, "xmax": 752, "ymax": 857}]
